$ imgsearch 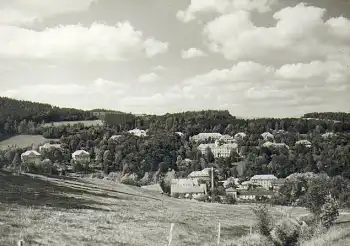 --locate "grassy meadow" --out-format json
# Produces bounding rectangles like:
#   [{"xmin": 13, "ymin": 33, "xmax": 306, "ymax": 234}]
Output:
[
  {"xmin": 0, "ymin": 170, "xmax": 349, "ymax": 245},
  {"xmin": 0, "ymin": 135, "xmax": 50, "ymax": 151}
]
